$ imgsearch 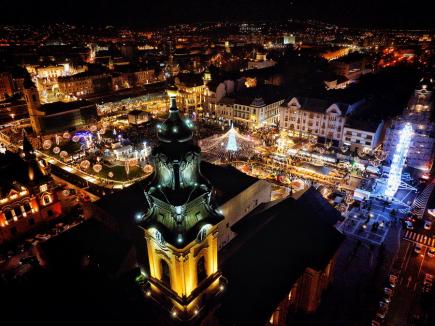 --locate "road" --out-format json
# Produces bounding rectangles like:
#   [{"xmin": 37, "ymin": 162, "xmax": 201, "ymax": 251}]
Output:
[
  {"xmin": 287, "ymin": 221, "xmax": 402, "ymax": 326},
  {"xmin": 0, "ymin": 102, "xmax": 28, "ymax": 125},
  {"xmin": 387, "ymin": 240, "xmax": 435, "ymax": 325}
]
